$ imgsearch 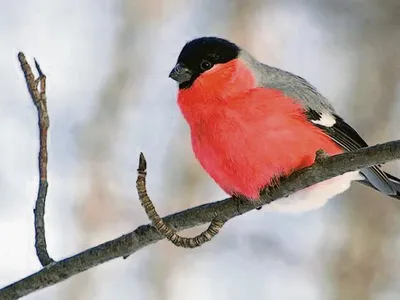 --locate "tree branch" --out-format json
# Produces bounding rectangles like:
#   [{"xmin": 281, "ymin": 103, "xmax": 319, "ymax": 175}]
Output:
[
  {"xmin": 1, "ymin": 139, "xmax": 400, "ymax": 299},
  {"xmin": 2, "ymin": 52, "xmax": 400, "ymax": 299},
  {"xmin": 17, "ymin": 53, "xmax": 53, "ymax": 267}
]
